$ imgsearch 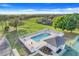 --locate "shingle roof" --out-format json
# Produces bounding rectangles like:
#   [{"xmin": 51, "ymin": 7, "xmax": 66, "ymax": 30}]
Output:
[
  {"xmin": 55, "ymin": 36, "xmax": 65, "ymax": 47},
  {"xmin": 0, "ymin": 37, "xmax": 11, "ymax": 56},
  {"xmin": 45, "ymin": 36, "xmax": 65, "ymax": 47}
]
